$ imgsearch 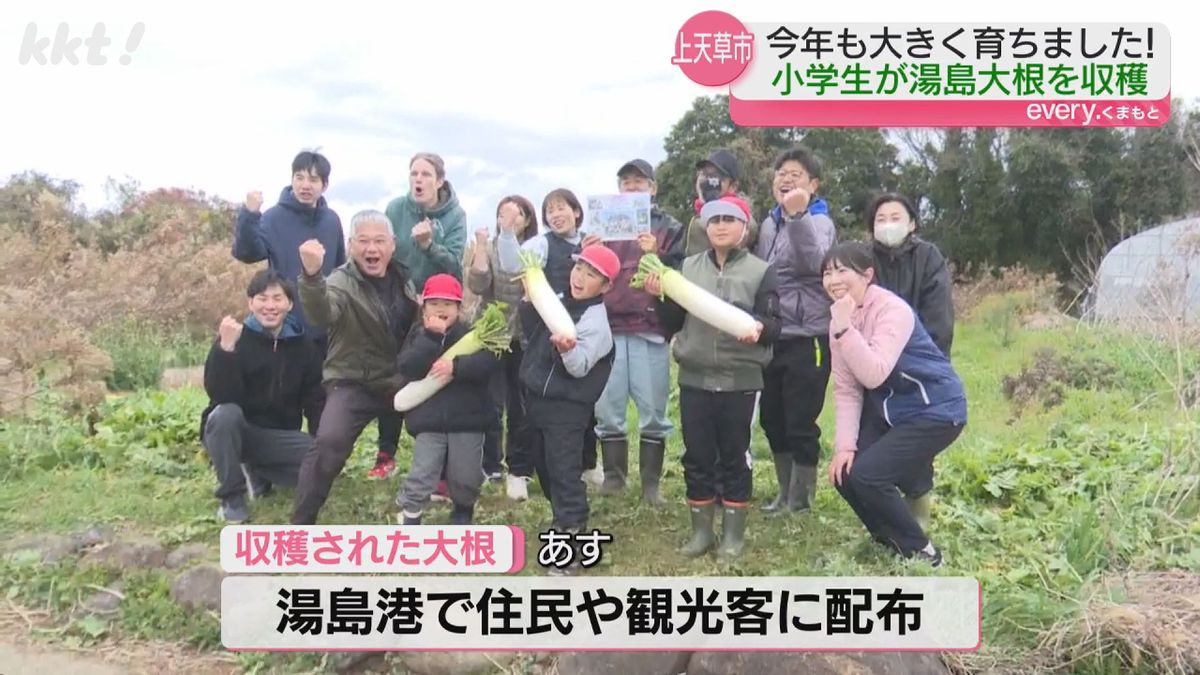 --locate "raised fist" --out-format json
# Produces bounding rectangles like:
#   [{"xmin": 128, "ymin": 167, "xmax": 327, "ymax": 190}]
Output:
[
  {"xmin": 299, "ymin": 239, "xmax": 326, "ymax": 276},
  {"xmin": 245, "ymin": 191, "xmax": 263, "ymax": 213},
  {"xmin": 218, "ymin": 315, "xmax": 243, "ymax": 351}
]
